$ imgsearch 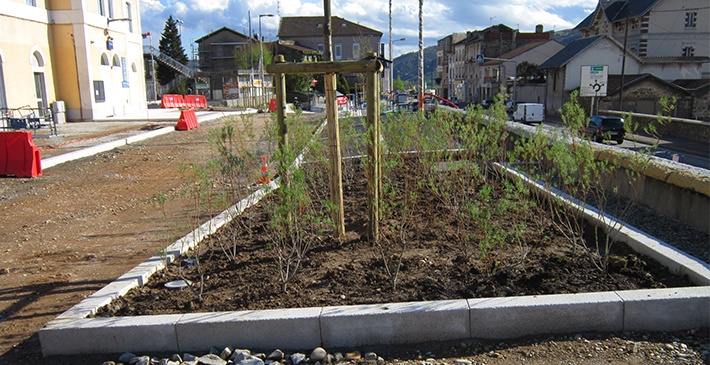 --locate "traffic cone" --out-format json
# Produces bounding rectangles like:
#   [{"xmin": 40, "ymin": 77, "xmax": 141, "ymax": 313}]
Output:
[{"xmin": 260, "ymin": 156, "xmax": 270, "ymax": 183}]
